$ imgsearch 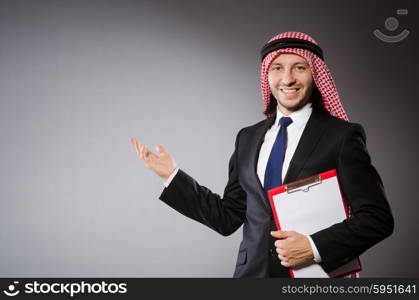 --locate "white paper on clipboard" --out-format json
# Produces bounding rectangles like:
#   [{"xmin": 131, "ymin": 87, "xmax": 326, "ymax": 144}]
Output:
[{"xmin": 268, "ymin": 169, "xmax": 361, "ymax": 278}]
